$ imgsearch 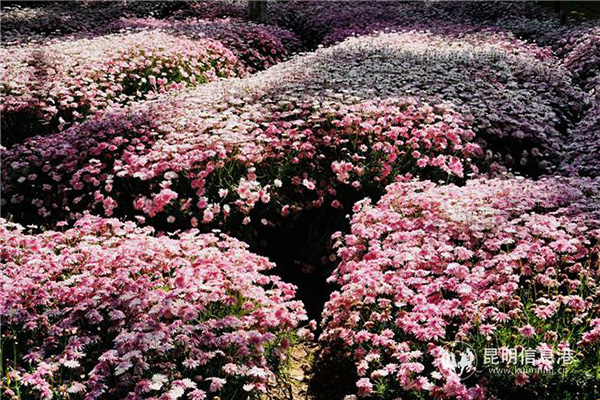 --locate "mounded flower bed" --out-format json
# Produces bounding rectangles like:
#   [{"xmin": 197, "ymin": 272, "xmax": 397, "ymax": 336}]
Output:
[
  {"xmin": 0, "ymin": 215, "xmax": 307, "ymax": 400},
  {"xmin": 1, "ymin": 3, "xmax": 598, "ymax": 399},
  {"xmin": 0, "ymin": 30, "xmax": 243, "ymax": 145},
  {"xmin": 267, "ymin": 0, "xmax": 557, "ymax": 49},
  {"xmin": 108, "ymin": 17, "xmax": 301, "ymax": 73},
  {"xmin": 2, "ymin": 28, "xmax": 586, "ymax": 217},
  {"xmin": 321, "ymin": 177, "xmax": 600, "ymax": 399},
  {"xmin": 555, "ymin": 24, "xmax": 600, "ymax": 93},
  {"xmin": 273, "ymin": 31, "xmax": 583, "ymax": 175},
  {"xmin": 1, "ymin": 3, "xmax": 126, "ymax": 45},
  {"xmin": 3, "ymin": 27, "xmax": 588, "ymax": 231},
  {"xmin": 1, "ymin": 95, "xmax": 480, "ymax": 232},
  {"xmin": 0, "ymin": 1, "xmax": 218, "ymax": 45}
]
